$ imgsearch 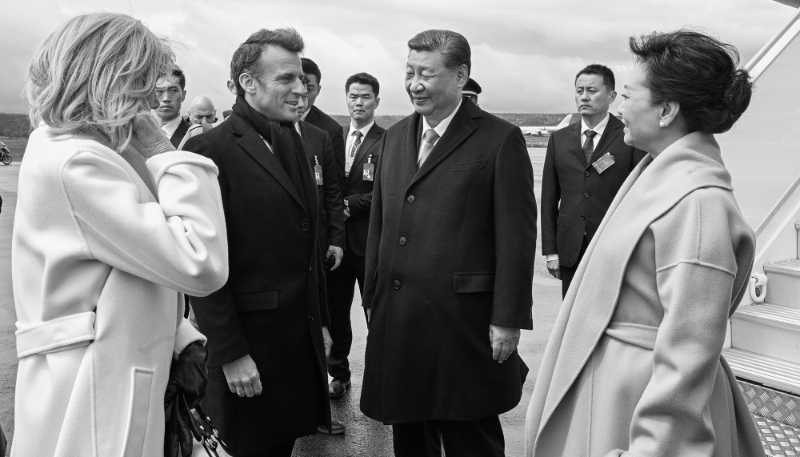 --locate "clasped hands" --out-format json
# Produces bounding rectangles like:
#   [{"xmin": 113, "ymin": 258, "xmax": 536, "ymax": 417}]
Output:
[{"xmin": 222, "ymin": 327, "xmax": 333, "ymax": 398}]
